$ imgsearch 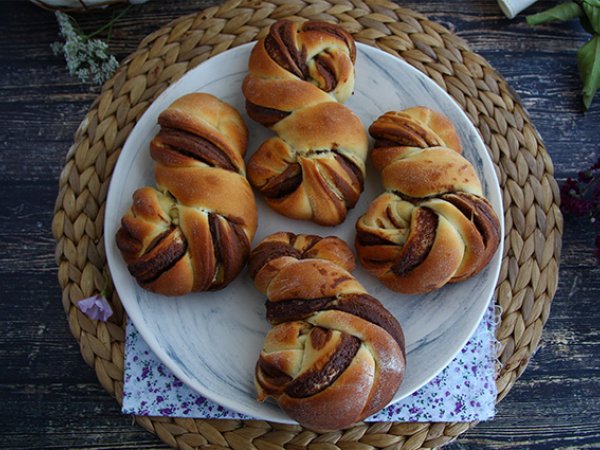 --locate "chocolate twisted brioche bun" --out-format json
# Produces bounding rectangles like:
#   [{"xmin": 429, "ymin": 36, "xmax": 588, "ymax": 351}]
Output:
[
  {"xmin": 250, "ymin": 232, "xmax": 405, "ymax": 430},
  {"xmin": 116, "ymin": 93, "xmax": 258, "ymax": 296},
  {"xmin": 355, "ymin": 107, "xmax": 501, "ymax": 294},
  {"xmin": 242, "ymin": 20, "xmax": 368, "ymax": 226}
]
